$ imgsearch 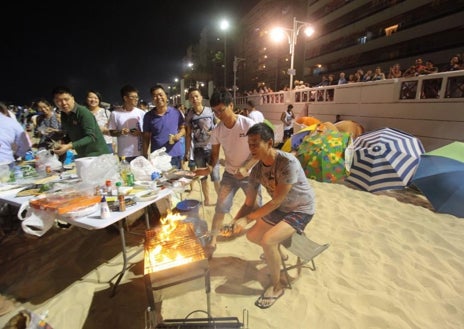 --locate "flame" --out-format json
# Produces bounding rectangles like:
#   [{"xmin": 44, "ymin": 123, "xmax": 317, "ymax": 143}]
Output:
[{"xmin": 145, "ymin": 211, "xmax": 200, "ymax": 275}]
